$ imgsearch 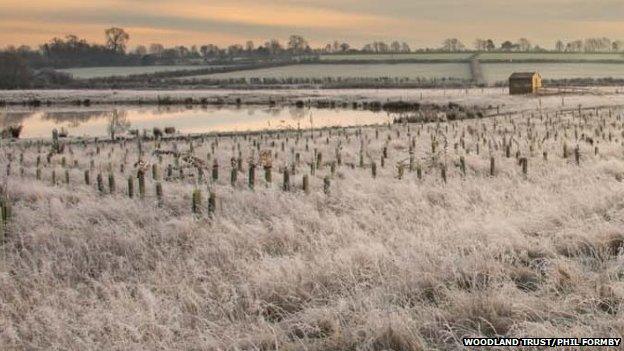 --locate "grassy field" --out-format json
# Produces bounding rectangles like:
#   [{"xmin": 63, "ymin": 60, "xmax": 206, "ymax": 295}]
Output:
[
  {"xmin": 58, "ymin": 65, "xmax": 214, "ymax": 79},
  {"xmin": 319, "ymin": 53, "xmax": 473, "ymax": 62},
  {"xmin": 184, "ymin": 63, "xmax": 471, "ymax": 81},
  {"xmin": 181, "ymin": 61, "xmax": 624, "ymax": 86},
  {"xmin": 52, "ymin": 53, "xmax": 624, "ymax": 89},
  {"xmin": 482, "ymin": 62, "xmax": 624, "ymax": 84},
  {"xmin": 479, "ymin": 52, "xmax": 624, "ymax": 62},
  {"xmin": 321, "ymin": 52, "xmax": 624, "ymax": 63},
  {"xmin": 1, "ymin": 101, "xmax": 624, "ymax": 349}
]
